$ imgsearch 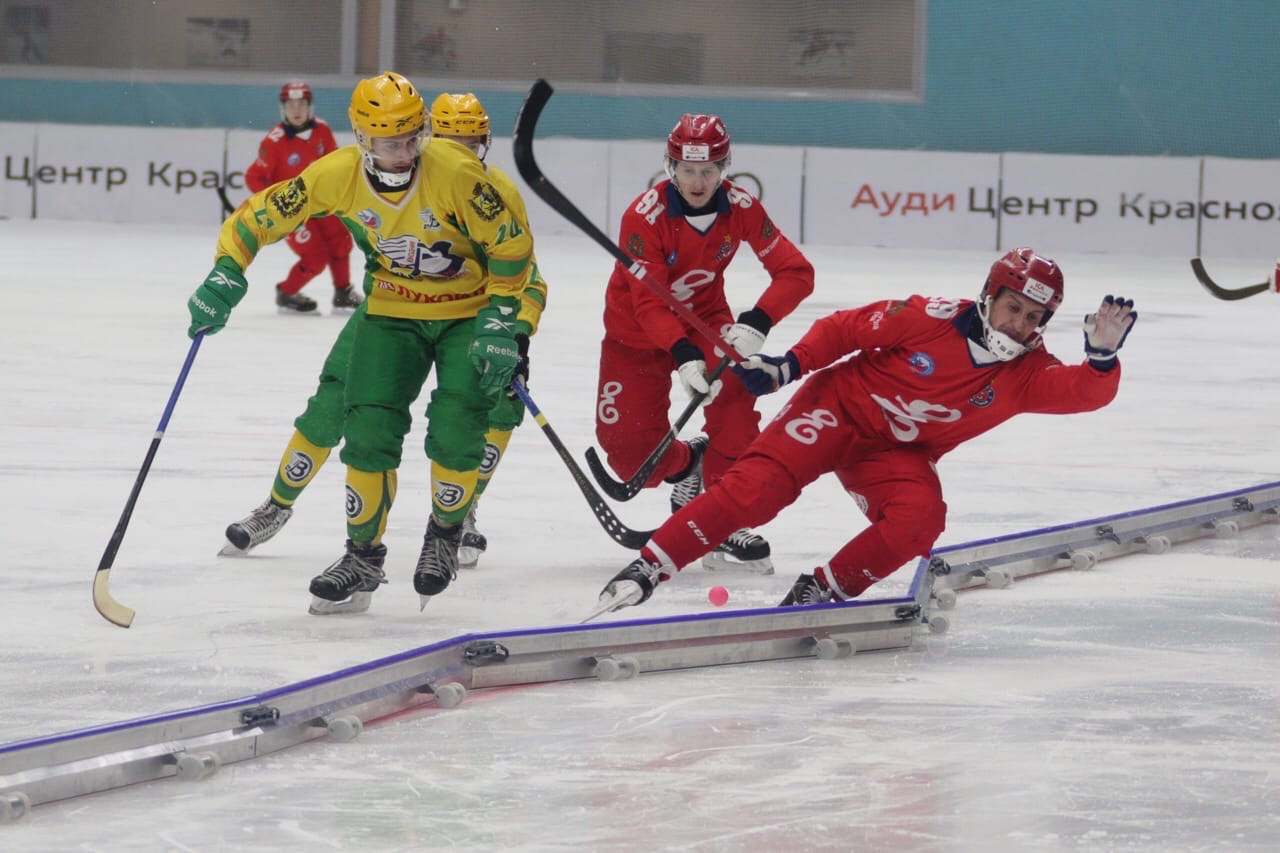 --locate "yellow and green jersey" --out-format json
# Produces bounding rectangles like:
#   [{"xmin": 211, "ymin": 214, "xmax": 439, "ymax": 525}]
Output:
[
  {"xmin": 215, "ymin": 138, "xmax": 533, "ymax": 321},
  {"xmin": 485, "ymin": 158, "xmax": 547, "ymax": 336}
]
